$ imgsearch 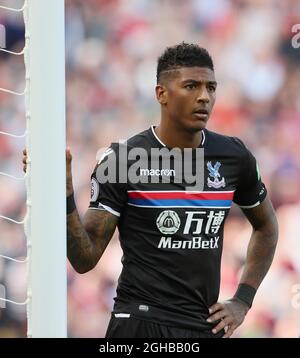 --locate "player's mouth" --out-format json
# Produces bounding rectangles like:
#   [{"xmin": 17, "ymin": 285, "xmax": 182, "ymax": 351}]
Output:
[{"xmin": 192, "ymin": 108, "xmax": 209, "ymax": 120}]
